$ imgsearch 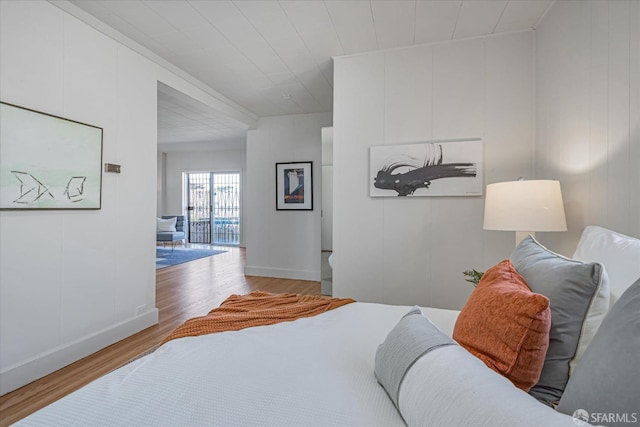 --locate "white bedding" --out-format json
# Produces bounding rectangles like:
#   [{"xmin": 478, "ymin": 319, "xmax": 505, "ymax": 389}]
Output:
[{"xmin": 17, "ymin": 303, "xmax": 460, "ymax": 427}]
